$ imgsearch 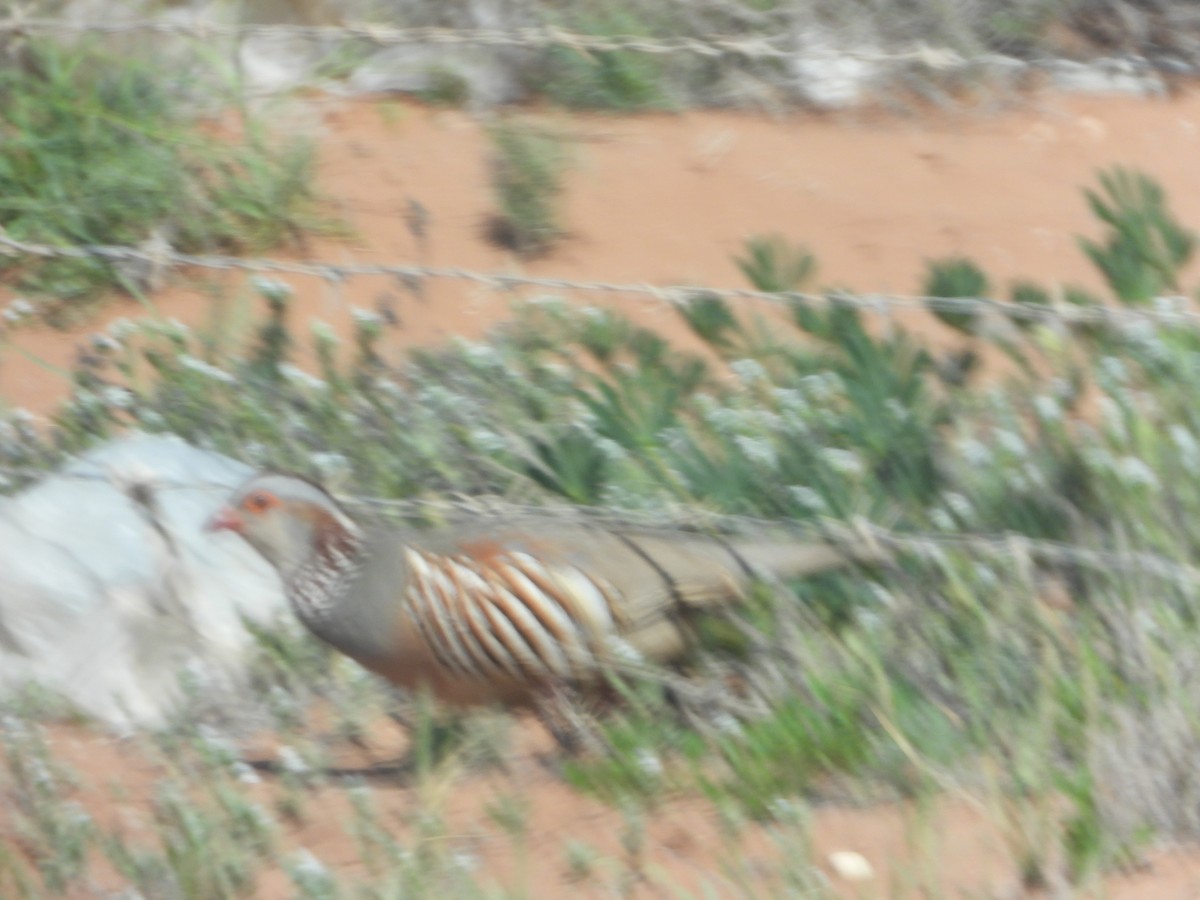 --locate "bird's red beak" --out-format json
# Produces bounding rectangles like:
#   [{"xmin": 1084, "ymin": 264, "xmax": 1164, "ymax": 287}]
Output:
[{"xmin": 206, "ymin": 506, "xmax": 244, "ymax": 534}]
